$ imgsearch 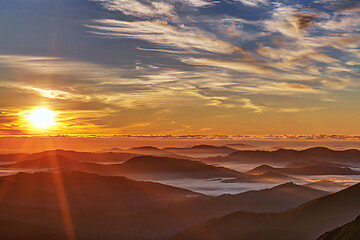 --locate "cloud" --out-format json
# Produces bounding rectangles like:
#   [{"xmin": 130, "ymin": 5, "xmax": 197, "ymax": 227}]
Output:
[
  {"xmin": 92, "ymin": 0, "xmax": 175, "ymax": 19},
  {"xmin": 177, "ymin": 0, "xmax": 214, "ymax": 7},
  {"xmin": 315, "ymin": 0, "xmax": 360, "ymax": 12},
  {"xmin": 181, "ymin": 57, "xmax": 274, "ymax": 74},
  {"xmin": 257, "ymin": 45, "xmax": 339, "ymax": 64},
  {"xmin": 0, "ymin": 55, "xmax": 119, "ymax": 81},
  {"xmin": 265, "ymin": 6, "xmax": 318, "ymax": 38},
  {"xmin": 240, "ymin": 98, "xmax": 266, "ymax": 113},
  {"xmin": 275, "ymin": 82, "xmax": 321, "ymax": 93},
  {"xmin": 231, "ymin": 81, "xmax": 322, "ymax": 95},
  {"xmin": 346, "ymin": 61, "xmax": 360, "ymax": 65},
  {"xmin": 92, "ymin": 0, "xmax": 214, "ymax": 19},
  {"xmin": 232, "ymin": 0, "xmax": 269, "ymax": 7},
  {"xmin": 277, "ymin": 107, "xmax": 324, "ymax": 113},
  {"xmin": 87, "ymin": 19, "xmax": 244, "ymax": 54}
]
